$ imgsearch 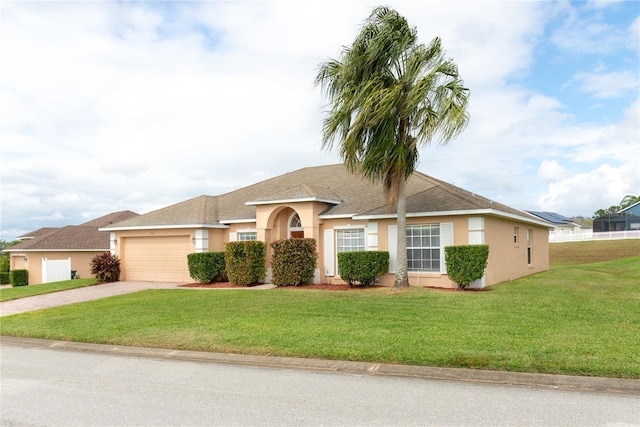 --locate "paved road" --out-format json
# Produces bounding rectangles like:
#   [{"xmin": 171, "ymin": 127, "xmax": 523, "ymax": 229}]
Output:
[{"xmin": 2, "ymin": 344, "xmax": 639, "ymax": 427}]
